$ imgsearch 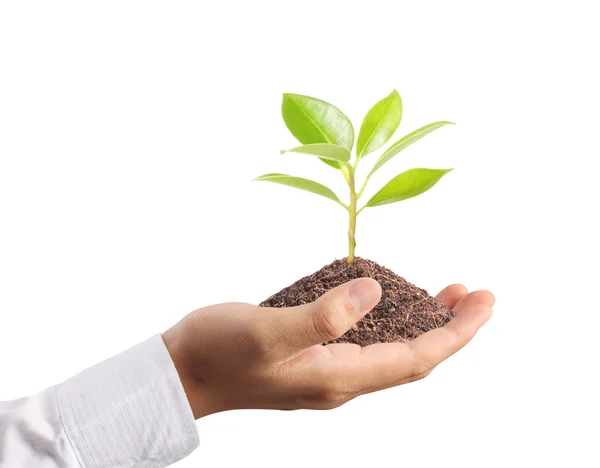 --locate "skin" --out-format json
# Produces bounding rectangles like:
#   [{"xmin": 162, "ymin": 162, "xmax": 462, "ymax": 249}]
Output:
[{"xmin": 162, "ymin": 278, "xmax": 494, "ymax": 419}]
